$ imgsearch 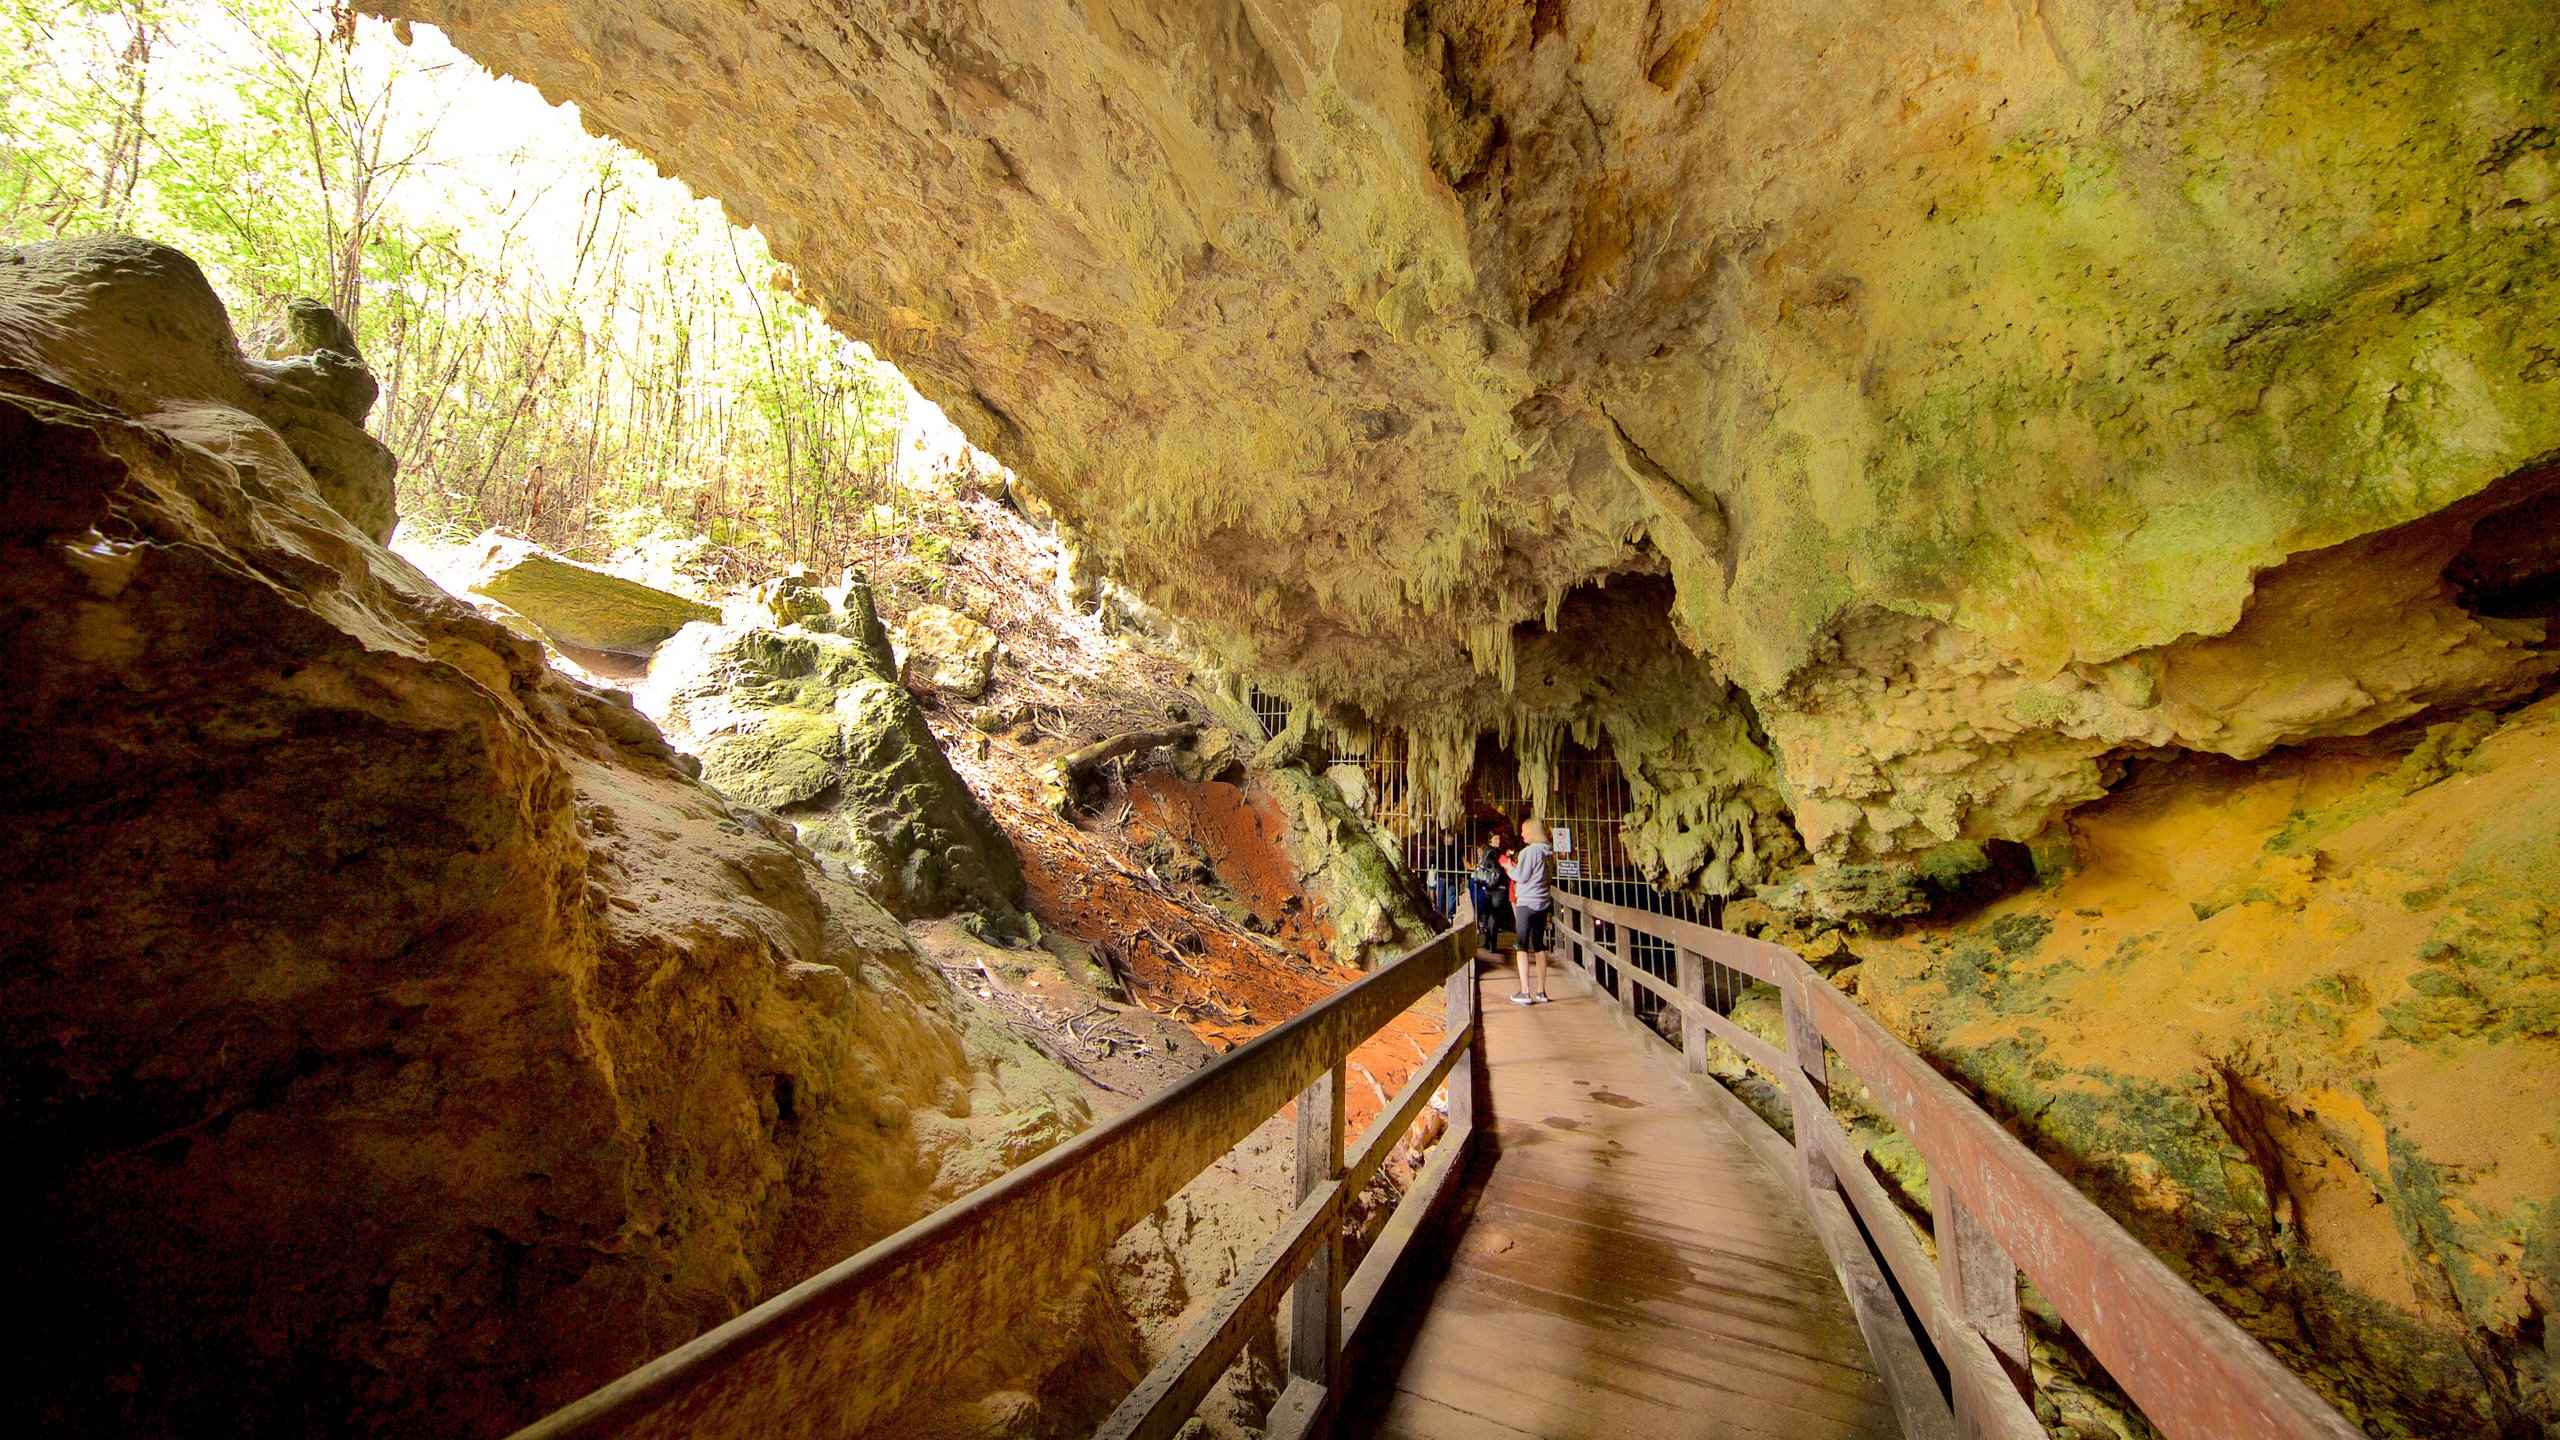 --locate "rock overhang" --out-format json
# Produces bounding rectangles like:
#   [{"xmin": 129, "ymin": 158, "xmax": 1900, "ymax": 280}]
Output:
[{"xmin": 374, "ymin": 0, "xmax": 2560, "ymax": 879}]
